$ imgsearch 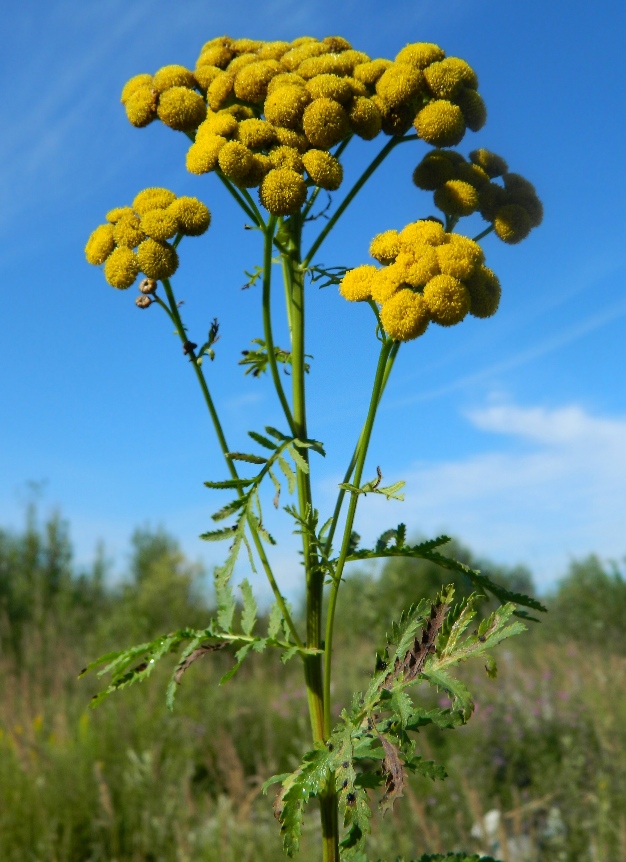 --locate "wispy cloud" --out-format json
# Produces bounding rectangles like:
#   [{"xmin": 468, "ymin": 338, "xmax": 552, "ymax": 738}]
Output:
[{"xmin": 332, "ymin": 400, "xmax": 626, "ymax": 588}]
